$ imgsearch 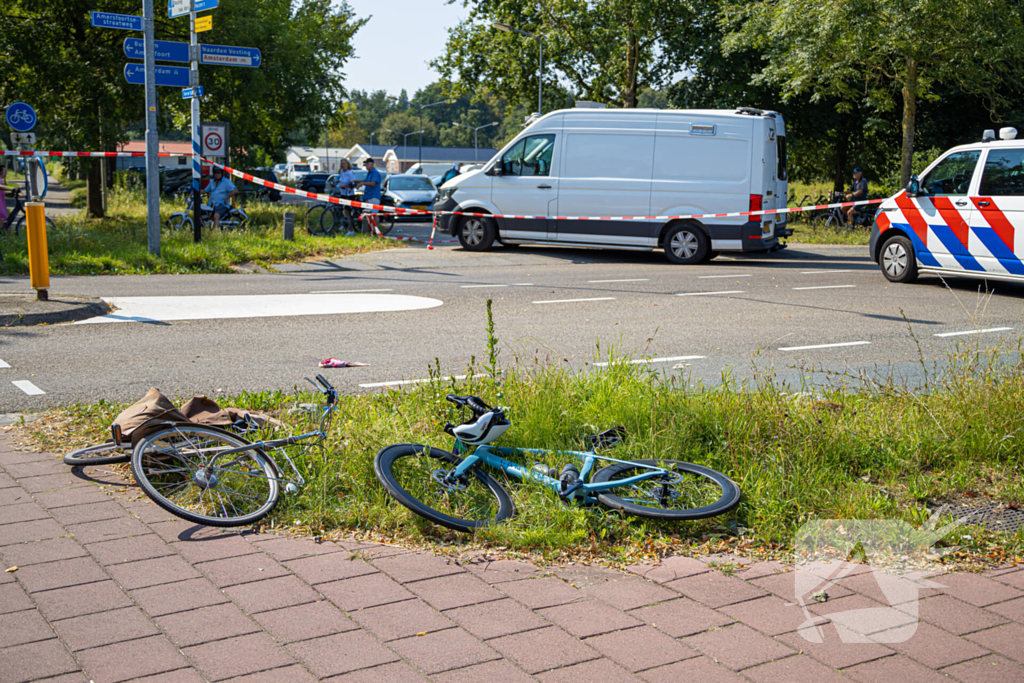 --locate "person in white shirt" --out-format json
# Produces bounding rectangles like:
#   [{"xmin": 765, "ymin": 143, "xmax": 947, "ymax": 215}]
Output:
[{"xmin": 334, "ymin": 159, "xmax": 357, "ymax": 235}]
